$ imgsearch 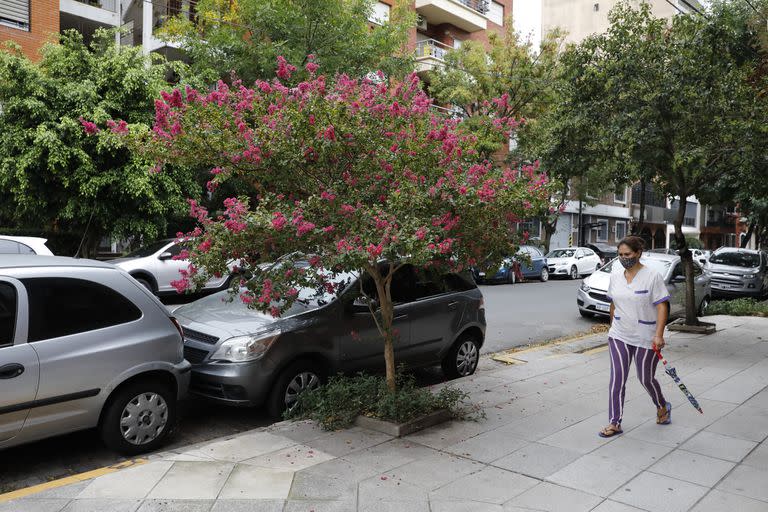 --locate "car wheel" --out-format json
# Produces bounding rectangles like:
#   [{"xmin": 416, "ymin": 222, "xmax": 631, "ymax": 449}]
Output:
[
  {"xmin": 134, "ymin": 277, "xmax": 154, "ymax": 292},
  {"xmin": 441, "ymin": 334, "xmax": 481, "ymax": 379},
  {"xmin": 507, "ymin": 269, "xmax": 516, "ymax": 284},
  {"xmin": 579, "ymin": 309, "xmax": 595, "ymax": 318},
  {"xmin": 697, "ymin": 295, "xmax": 710, "ymax": 316},
  {"xmin": 100, "ymin": 379, "xmax": 176, "ymax": 455},
  {"xmin": 570, "ymin": 266, "xmax": 579, "ymax": 280},
  {"xmin": 267, "ymin": 359, "xmax": 325, "ymax": 418},
  {"xmin": 540, "ymin": 267, "xmax": 549, "ymax": 282}
]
